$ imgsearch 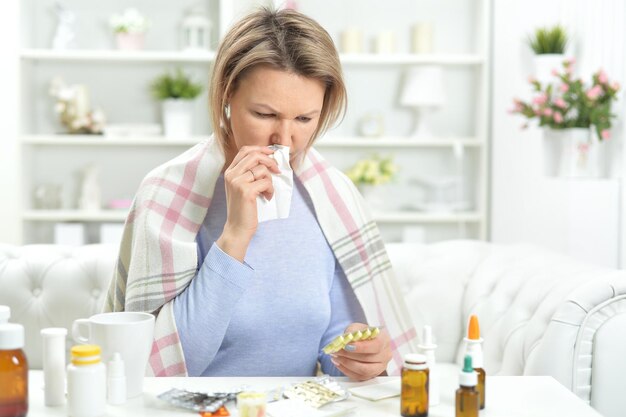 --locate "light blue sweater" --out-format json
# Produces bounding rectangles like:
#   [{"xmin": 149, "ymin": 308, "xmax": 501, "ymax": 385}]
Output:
[{"xmin": 173, "ymin": 174, "xmax": 366, "ymax": 376}]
